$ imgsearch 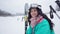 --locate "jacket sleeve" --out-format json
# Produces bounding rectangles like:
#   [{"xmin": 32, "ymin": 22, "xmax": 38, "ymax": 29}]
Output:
[
  {"xmin": 26, "ymin": 26, "xmax": 32, "ymax": 34},
  {"xmin": 35, "ymin": 19, "xmax": 51, "ymax": 34}
]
